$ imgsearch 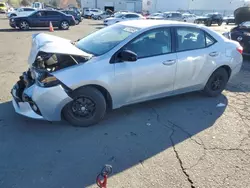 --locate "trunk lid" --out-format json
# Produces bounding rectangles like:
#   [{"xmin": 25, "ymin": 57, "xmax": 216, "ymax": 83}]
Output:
[{"xmin": 28, "ymin": 33, "xmax": 92, "ymax": 65}]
